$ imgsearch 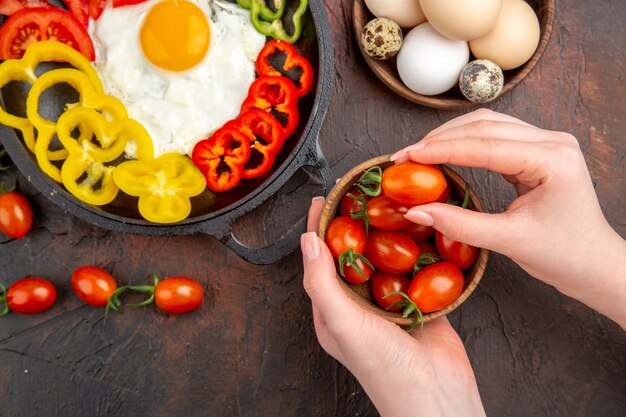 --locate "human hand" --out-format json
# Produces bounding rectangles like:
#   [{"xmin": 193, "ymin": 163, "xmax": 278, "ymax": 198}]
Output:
[
  {"xmin": 301, "ymin": 198, "xmax": 486, "ymax": 417},
  {"xmin": 392, "ymin": 109, "xmax": 626, "ymax": 328}
]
